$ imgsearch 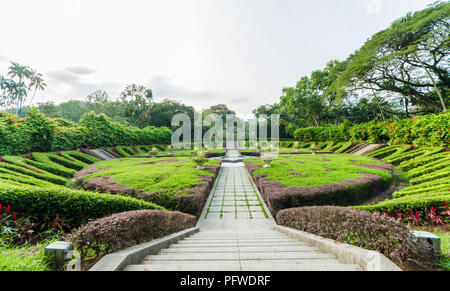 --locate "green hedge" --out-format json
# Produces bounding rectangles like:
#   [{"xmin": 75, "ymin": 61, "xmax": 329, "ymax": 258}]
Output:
[
  {"xmin": 0, "ymin": 182, "xmax": 165, "ymax": 228},
  {"xmin": 292, "ymin": 112, "xmax": 450, "ymax": 147},
  {"xmin": 114, "ymin": 146, "xmax": 132, "ymax": 157},
  {"xmin": 354, "ymin": 191, "xmax": 449, "ymax": 220},
  {"xmin": 366, "ymin": 145, "xmax": 411, "ymax": 160},
  {"xmin": 0, "ymin": 158, "xmax": 67, "ymax": 185},
  {"xmin": 0, "ymin": 110, "xmax": 172, "ymax": 156},
  {"xmin": 59, "ymin": 151, "xmax": 100, "ymax": 165}
]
